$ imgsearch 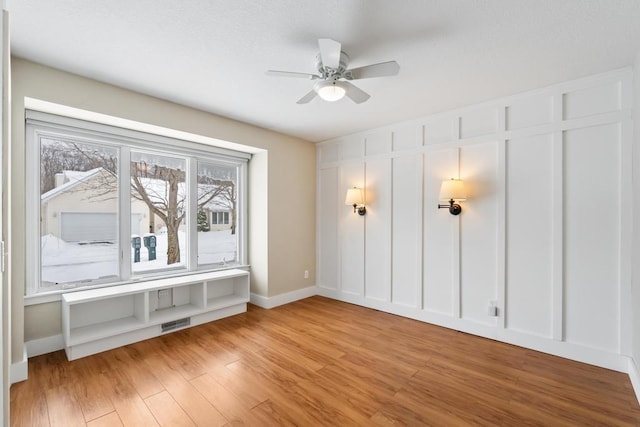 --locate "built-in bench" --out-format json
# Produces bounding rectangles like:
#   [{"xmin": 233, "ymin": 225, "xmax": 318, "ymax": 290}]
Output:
[{"xmin": 61, "ymin": 269, "xmax": 249, "ymax": 360}]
